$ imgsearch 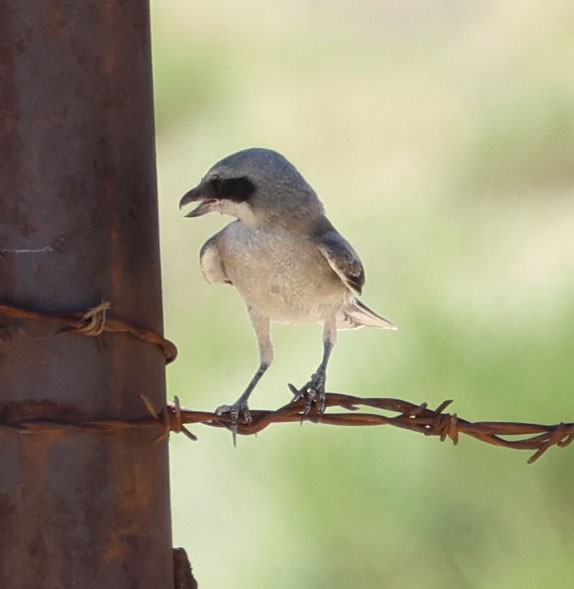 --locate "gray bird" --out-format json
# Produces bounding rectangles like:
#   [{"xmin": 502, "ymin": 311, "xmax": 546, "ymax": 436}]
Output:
[{"xmin": 179, "ymin": 147, "xmax": 396, "ymax": 433}]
